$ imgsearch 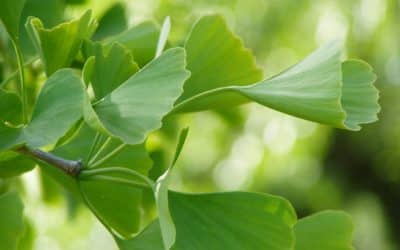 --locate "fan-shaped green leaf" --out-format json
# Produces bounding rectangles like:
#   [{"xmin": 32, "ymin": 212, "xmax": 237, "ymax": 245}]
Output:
[
  {"xmin": 295, "ymin": 211, "xmax": 354, "ymax": 250},
  {"xmin": 104, "ymin": 21, "xmax": 160, "ymax": 66},
  {"xmin": 85, "ymin": 48, "xmax": 190, "ymax": 145},
  {"xmin": 175, "ymin": 15, "xmax": 263, "ymax": 110},
  {"xmin": 25, "ymin": 10, "xmax": 96, "ymax": 75},
  {"xmin": 0, "ymin": 192, "xmax": 24, "ymax": 250},
  {"xmin": 0, "ymin": 0, "xmax": 26, "ymax": 41},
  {"xmin": 122, "ymin": 192, "xmax": 296, "ymax": 250},
  {"xmin": 173, "ymin": 42, "xmax": 379, "ymax": 130},
  {"xmin": 82, "ymin": 40, "xmax": 139, "ymax": 100},
  {"xmin": 0, "ymin": 69, "xmax": 85, "ymax": 151}
]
